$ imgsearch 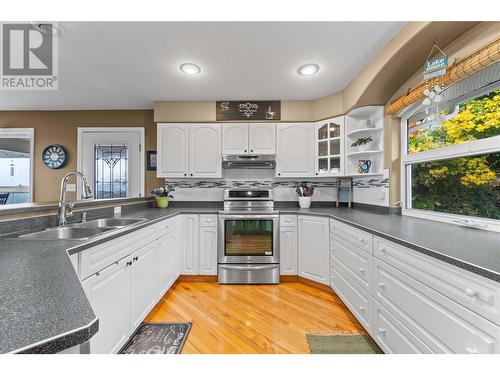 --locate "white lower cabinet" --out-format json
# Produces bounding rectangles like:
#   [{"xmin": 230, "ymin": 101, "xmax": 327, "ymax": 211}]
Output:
[
  {"xmin": 157, "ymin": 226, "xmax": 179, "ymax": 298},
  {"xmin": 280, "ymin": 215, "xmax": 298, "ymax": 275},
  {"xmin": 181, "ymin": 214, "xmax": 200, "ymax": 274},
  {"xmin": 129, "ymin": 241, "xmax": 158, "ymax": 332},
  {"xmin": 329, "ymin": 217, "xmax": 500, "ymax": 354},
  {"xmin": 280, "ymin": 225, "xmax": 298, "ymax": 275},
  {"xmin": 373, "ymin": 300, "xmax": 432, "ymax": 354},
  {"xmin": 82, "ymin": 259, "xmax": 130, "ymax": 354},
  {"xmin": 298, "ymin": 215, "xmax": 329, "ymax": 284},
  {"xmin": 199, "ymin": 224, "xmax": 217, "ymax": 275},
  {"xmin": 330, "ymin": 265, "xmax": 373, "ymax": 334},
  {"xmin": 374, "ymin": 258, "xmax": 500, "ymax": 353}
]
